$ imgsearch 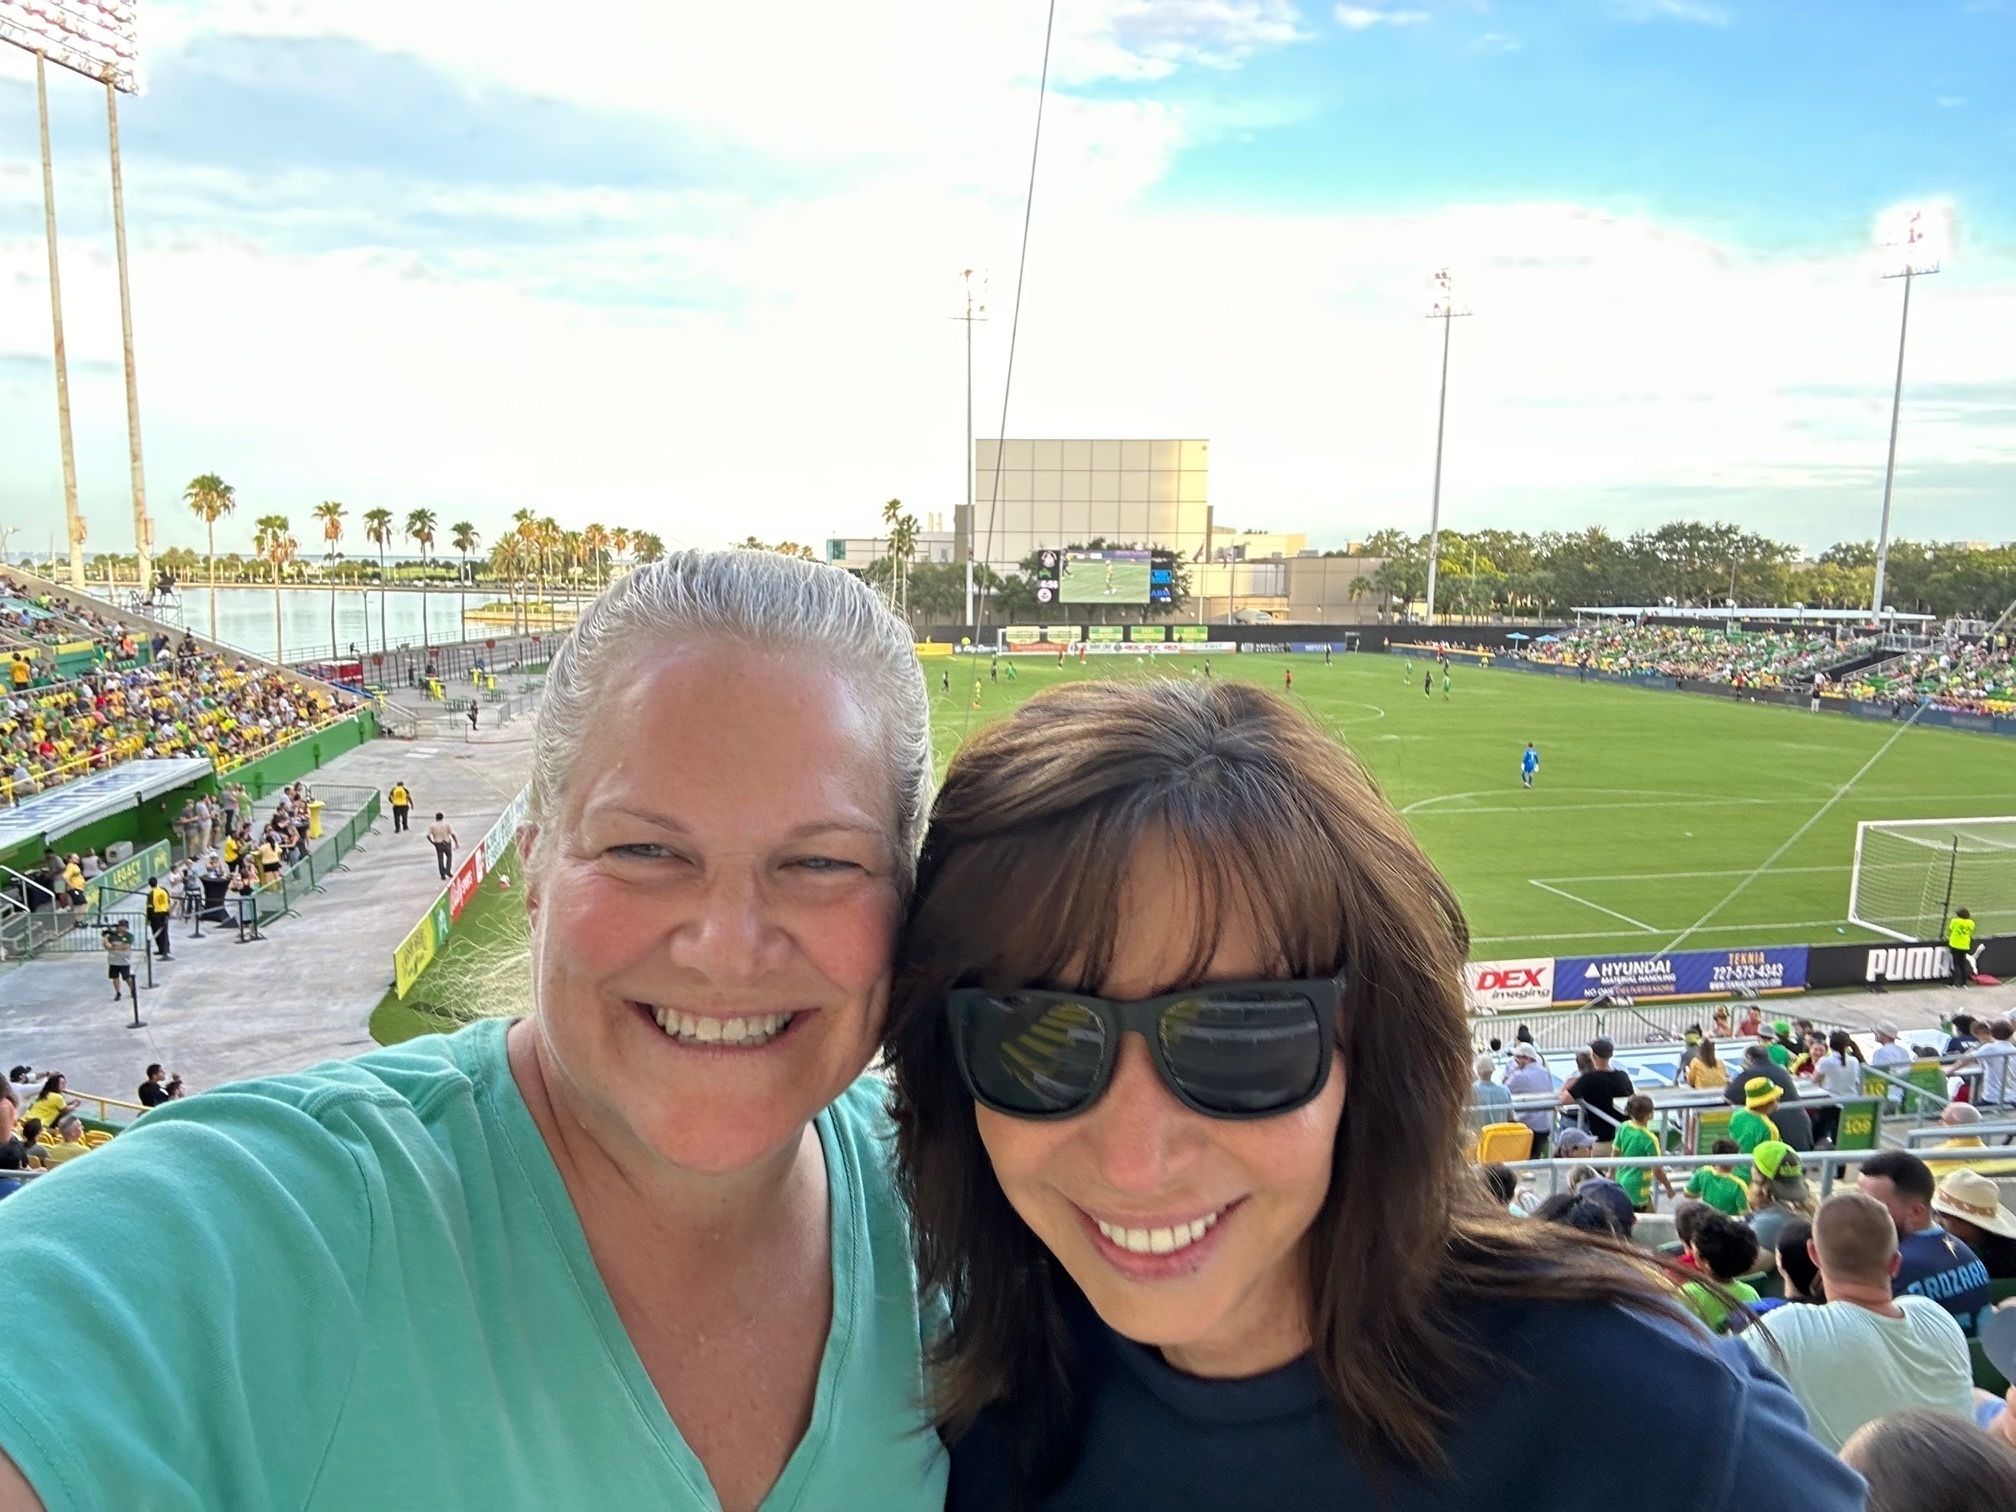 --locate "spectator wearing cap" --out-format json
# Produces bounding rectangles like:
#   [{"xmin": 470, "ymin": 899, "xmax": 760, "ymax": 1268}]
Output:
[
  {"xmin": 1763, "ymin": 1020, "xmax": 1798, "ymax": 1071},
  {"xmin": 1870, "ymin": 1022, "xmax": 1911, "ymax": 1108},
  {"xmin": 1741, "ymin": 1192, "xmax": 1974, "ymax": 1452},
  {"xmin": 1723, "ymin": 1044, "xmax": 1814, "ymax": 1150},
  {"xmin": 1557, "ymin": 1036, "xmax": 1633, "ymax": 1151},
  {"xmin": 1573, "ymin": 1177, "xmax": 1637, "ymax": 1240},
  {"xmin": 1684, "ymin": 1138, "xmax": 1751, "ymax": 1218},
  {"xmin": 1467, "ymin": 1054, "xmax": 1514, "ymax": 1138},
  {"xmin": 1552, "ymin": 1126, "xmax": 1597, "ymax": 1162},
  {"xmin": 1677, "ymin": 1210, "xmax": 1761, "ymax": 1334},
  {"xmin": 1748, "ymin": 1142, "xmax": 1818, "ymax": 1262},
  {"xmin": 1504, "ymin": 1041, "xmax": 1554, "ymax": 1159},
  {"xmin": 1858, "ymin": 1149, "xmax": 1993, "ymax": 1338},
  {"xmin": 1931, "ymin": 1169, "xmax": 2016, "ymax": 1280},
  {"xmin": 1730, "ymin": 1078, "xmax": 1784, "ymax": 1182}
]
